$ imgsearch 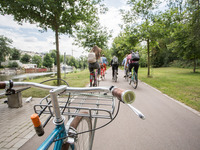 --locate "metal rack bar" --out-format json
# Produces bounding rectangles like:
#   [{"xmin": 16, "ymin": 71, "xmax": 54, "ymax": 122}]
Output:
[{"xmin": 34, "ymin": 92, "xmax": 115, "ymax": 123}]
